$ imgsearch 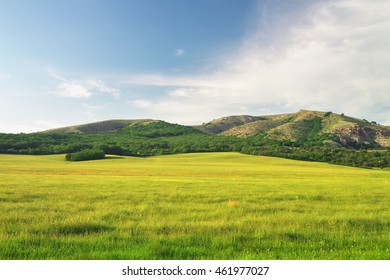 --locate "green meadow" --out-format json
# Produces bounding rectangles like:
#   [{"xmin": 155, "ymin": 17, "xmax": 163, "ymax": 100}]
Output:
[{"xmin": 0, "ymin": 152, "xmax": 389, "ymax": 259}]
